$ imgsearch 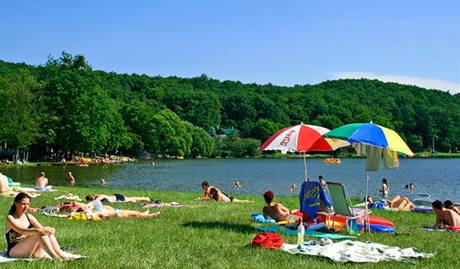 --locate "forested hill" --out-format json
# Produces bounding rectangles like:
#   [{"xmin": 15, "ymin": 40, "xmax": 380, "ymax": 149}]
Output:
[{"xmin": 0, "ymin": 53, "xmax": 459, "ymax": 160}]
